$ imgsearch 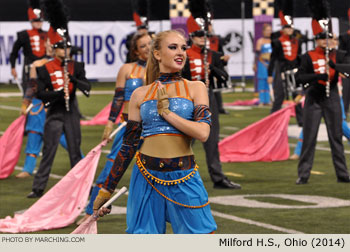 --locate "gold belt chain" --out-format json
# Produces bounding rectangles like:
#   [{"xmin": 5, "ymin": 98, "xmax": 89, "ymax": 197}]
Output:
[{"xmin": 135, "ymin": 153, "xmax": 210, "ymax": 209}]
